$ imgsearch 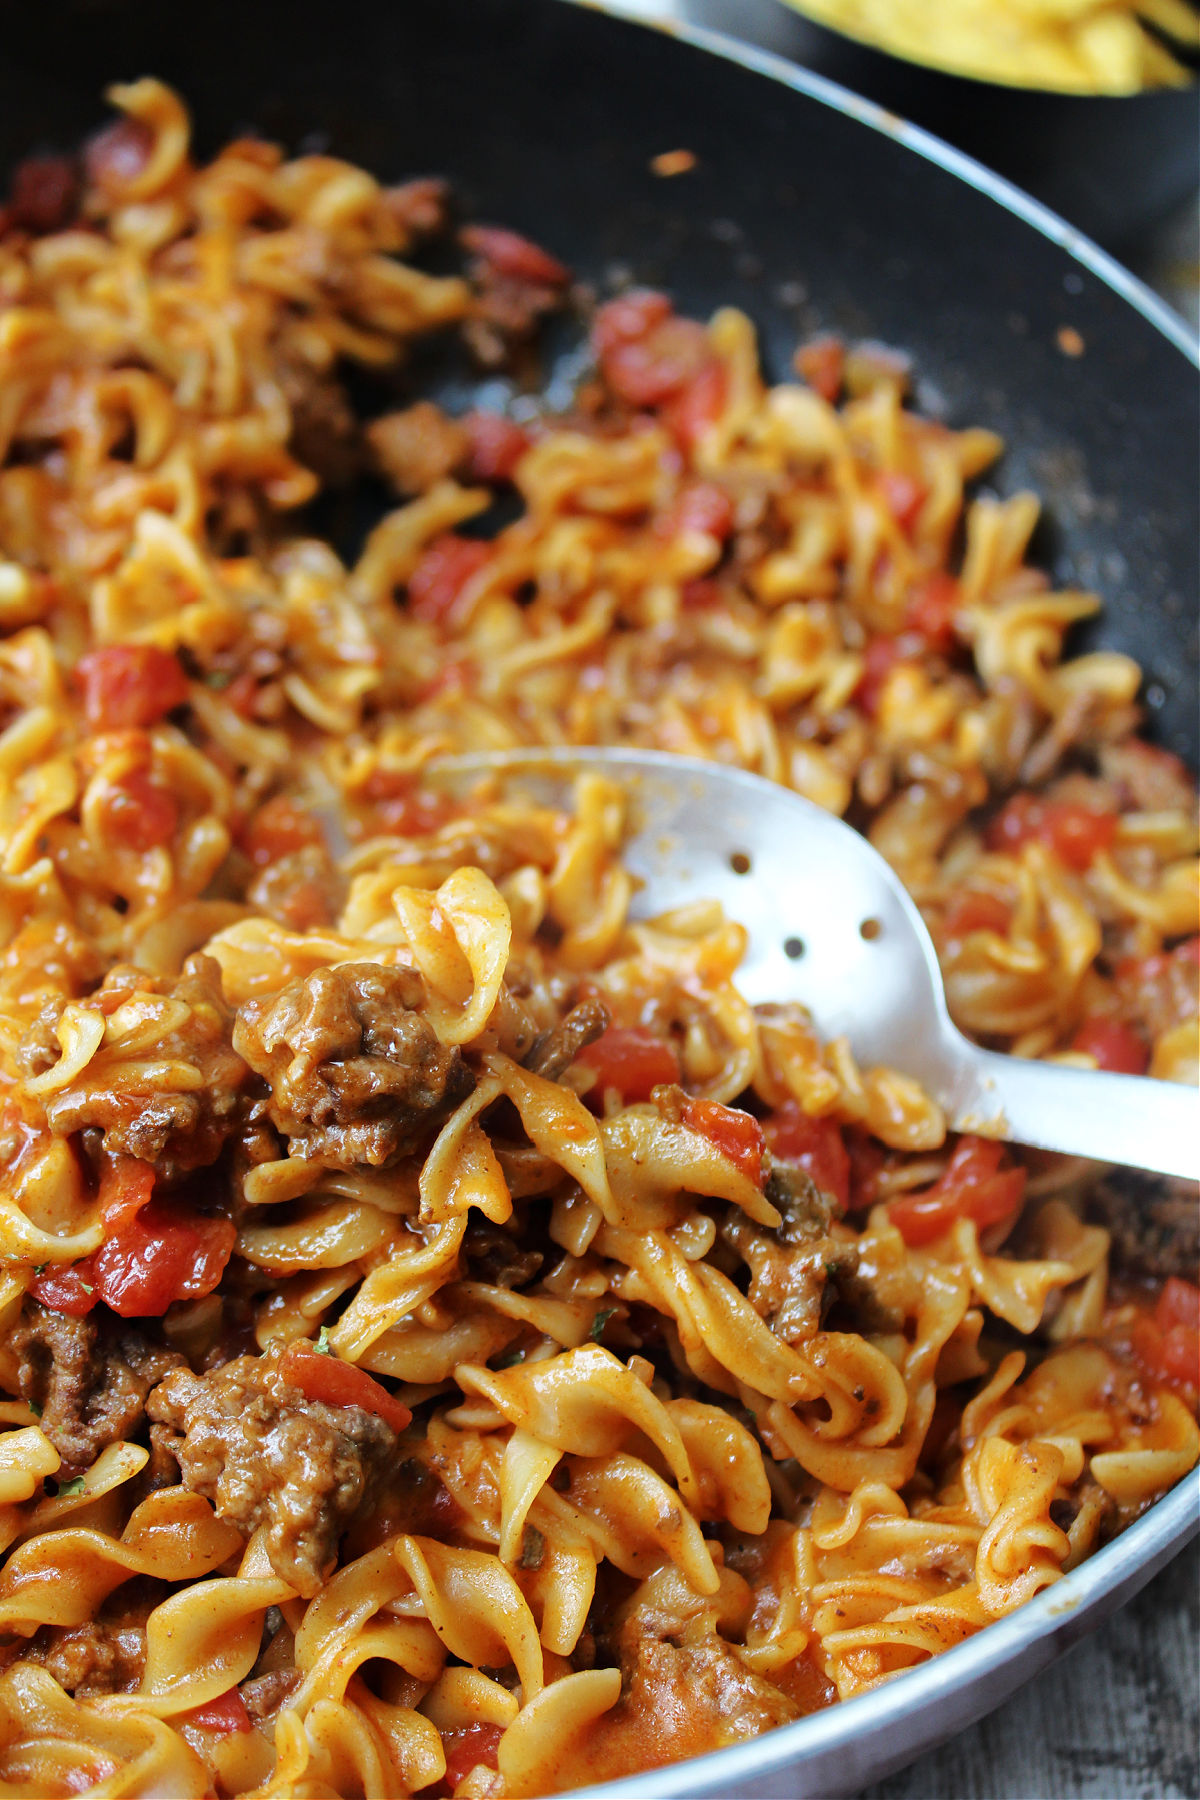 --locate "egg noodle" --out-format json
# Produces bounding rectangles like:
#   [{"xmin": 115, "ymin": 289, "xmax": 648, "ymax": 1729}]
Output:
[
  {"xmin": 0, "ymin": 81, "xmax": 1196, "ymax": 1800},
  {"xmin": 782, "ymin": 0, "xmax": 1199, "ymax": 92}
]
